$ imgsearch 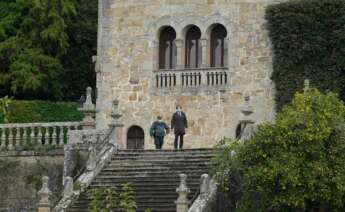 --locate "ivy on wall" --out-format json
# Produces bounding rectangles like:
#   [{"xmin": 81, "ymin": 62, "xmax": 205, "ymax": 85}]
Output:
[{"xmin": 266, "ymin": 0, "xmax": 345, "ymax": 110}]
